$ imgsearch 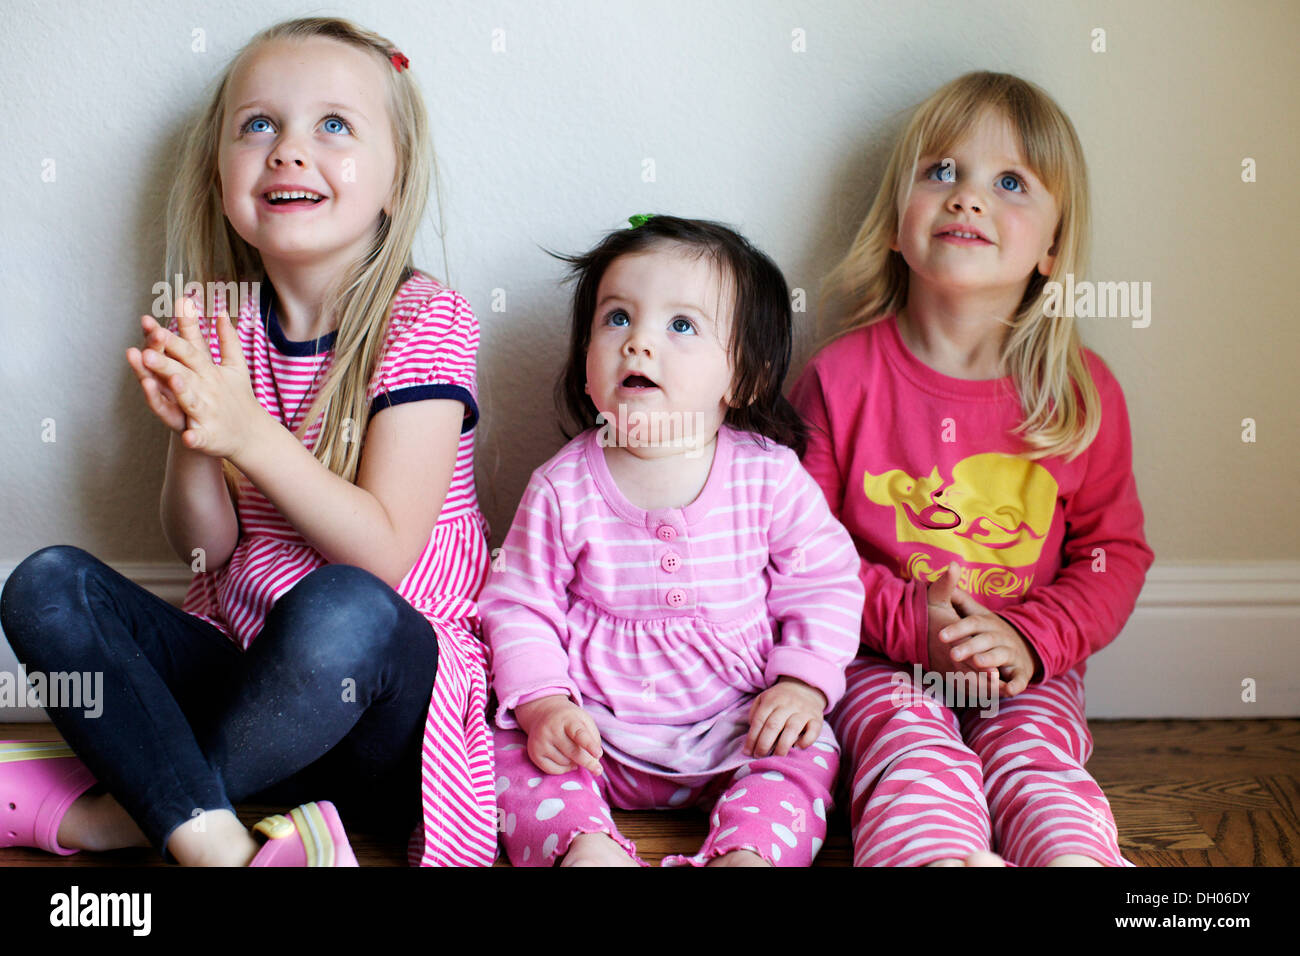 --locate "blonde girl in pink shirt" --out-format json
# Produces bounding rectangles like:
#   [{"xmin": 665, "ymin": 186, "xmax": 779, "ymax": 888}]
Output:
[
  {"xmin": 1, "ymin": 17, "xmax": 495, "ymax": 867},
  {"xmin": 790, "ymin": 71, "xmax": 1153, "ymax": 866}
]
